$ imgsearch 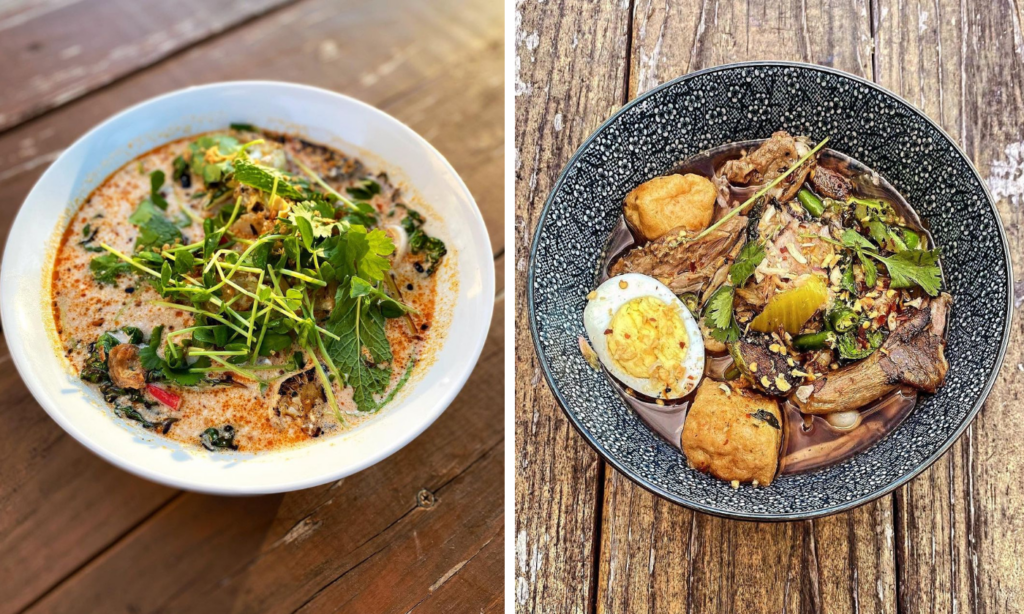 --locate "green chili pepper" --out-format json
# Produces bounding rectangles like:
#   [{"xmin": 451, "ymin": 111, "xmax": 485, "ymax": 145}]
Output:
[
  {"xmin": 797, "ymin": 189, "xmax": 825, "ymax": 217},
  {"xmin": 792, "ymin": 331, "xmax": 836, "ymax": 351},
  {"xmin": 827, "ymin": 307, "xmax": 858, "ymax": 333}
]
